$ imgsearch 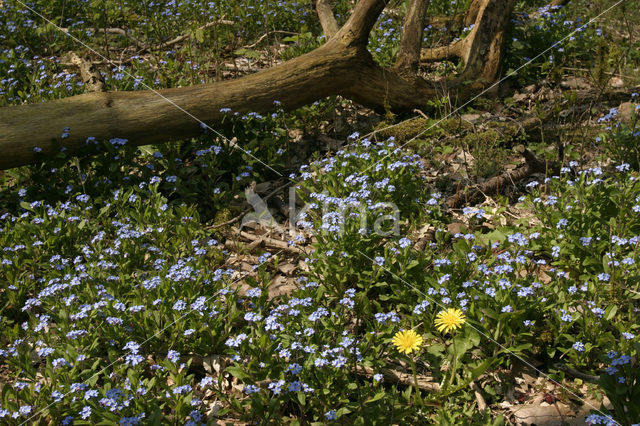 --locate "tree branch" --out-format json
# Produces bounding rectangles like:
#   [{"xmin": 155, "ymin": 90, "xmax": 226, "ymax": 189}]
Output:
[
  {"xmin": 420, "ymin": 39, "xmax": 462, "ymax": 62},
  {"xmin": 394, "ymin": 0, "xmax": 431, "ymax": 73},
  {"xmin": 355, "ymin": 365, "xmax": 441, "ymax": 392},
  {"xmin": 315, "ymin": 0, "xmax": 340, "ymax": 39},
  {"xmin": 456, "ymin": 0, "xmax": 516, "ymax": 83},
  {"xmin": 0, "ymin": 43, "xmax": 358, "ymax": 169},
  {"xmin": 444, "ymin": 148, "xmax": 556, "ymax": 209},
  {"xmin": 0, "ymin": 0, "xmax": 510, "ymax": 171},
  {"xmin": 93, "ymin": 28, "xmax": 146, "ymax": 49},
  {"xmin": 156, "ymin": 19, "xmax": 235, "ymax": 50},
  {"xmin": 333, "ymin": 0, "xmax": 391, "ymax": 47}
]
